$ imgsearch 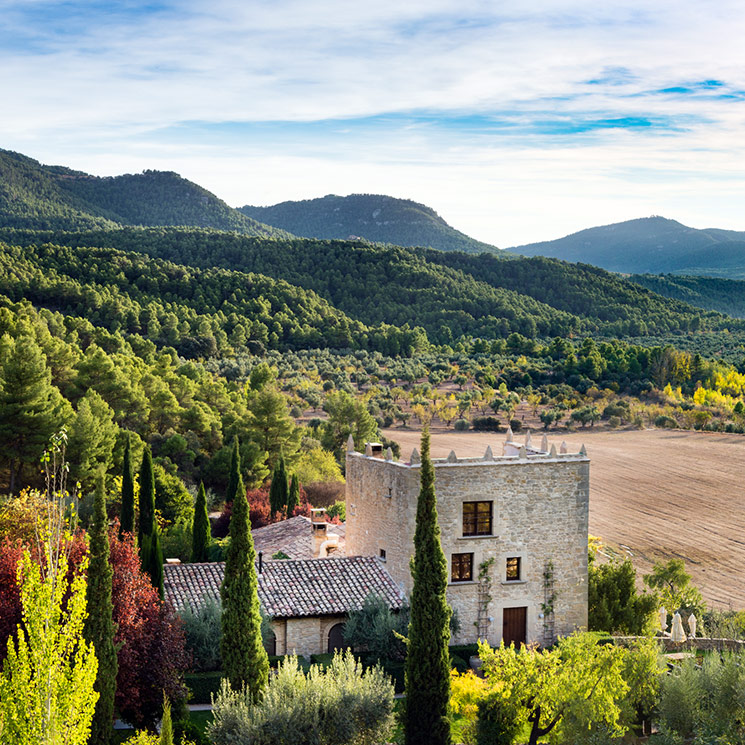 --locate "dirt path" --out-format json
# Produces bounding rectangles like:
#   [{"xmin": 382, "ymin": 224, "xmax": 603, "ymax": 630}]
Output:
[{"xmin": 382, "ymin": 426, "xmax": 745, "ymax": 609}]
